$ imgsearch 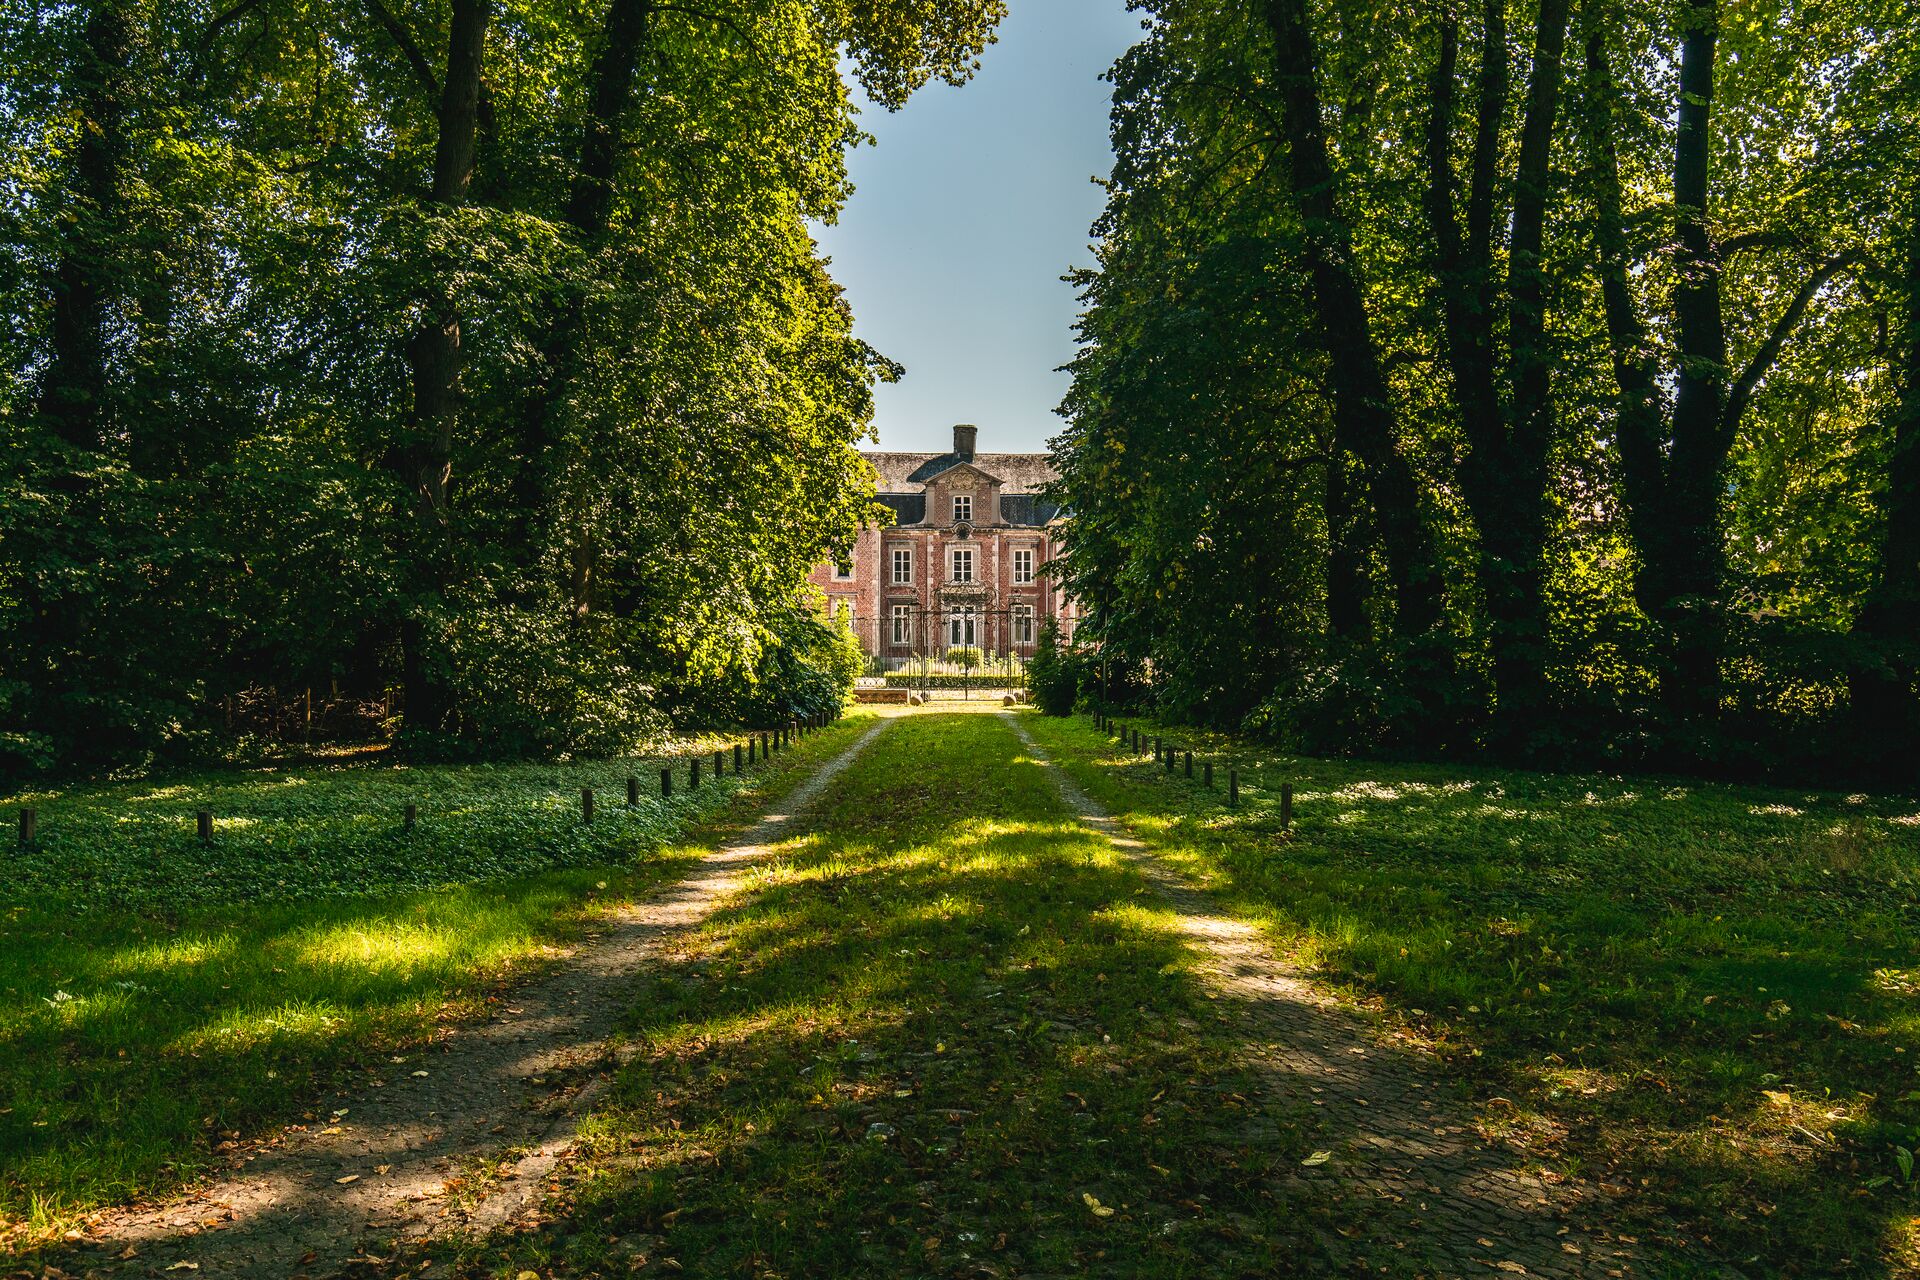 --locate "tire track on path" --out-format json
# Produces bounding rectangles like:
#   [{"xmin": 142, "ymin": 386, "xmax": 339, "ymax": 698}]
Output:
[
  {"xmin": 63, "ymin": 718, "xmax": 892, "ymax": 1279},
  {"xmin": 1005, "ymin": 712, "xmax": 1659, "ymax": 1279}
]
